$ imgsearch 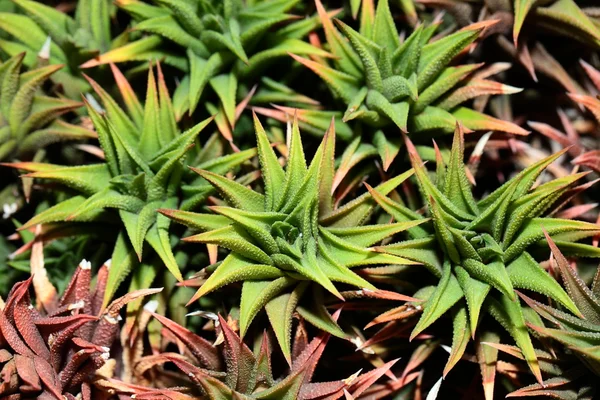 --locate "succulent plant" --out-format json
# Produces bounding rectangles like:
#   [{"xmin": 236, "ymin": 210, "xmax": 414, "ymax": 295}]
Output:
[
  {"xmin": 288, "ymin": 0, "xmax": 526, "ymax": 167},
  {"xmin": 0, "ymin": 0, "xmax": 599, "ymax": 397},
  {"xmin": 407, "ymin": 0, "xmax": 600, "ymax": 48},
  {"xmin": 0, "ymin": 0, "xmax": 118, "ymax": 97},
  {"xmin": 505, "ymin": 234, "xmax": 600, "ymax": 396},
  {"xmin": 6, "ymin": 63, "xmax": 255, "ymax": 305},
  {"xmin": 0, "ymin": 53, "xmax": 92, "ymax": 162},
  {"xmin": 0, "ymin": 258, "xmax": 159, "ymax": 399},
  {"xmin": 163, "ymin": 114, "xmax": 422, "ymax": 360},
  {"xmin": 81, "ymin": 0, "xmax": 328, "ymax": 121},
  {"xmin": 119, "ymin": 309, "xmax": 396, "ymax": 399},
  {"xmin": 370, "ymin": 124, "xmax": 600, "ymax": 382}
]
